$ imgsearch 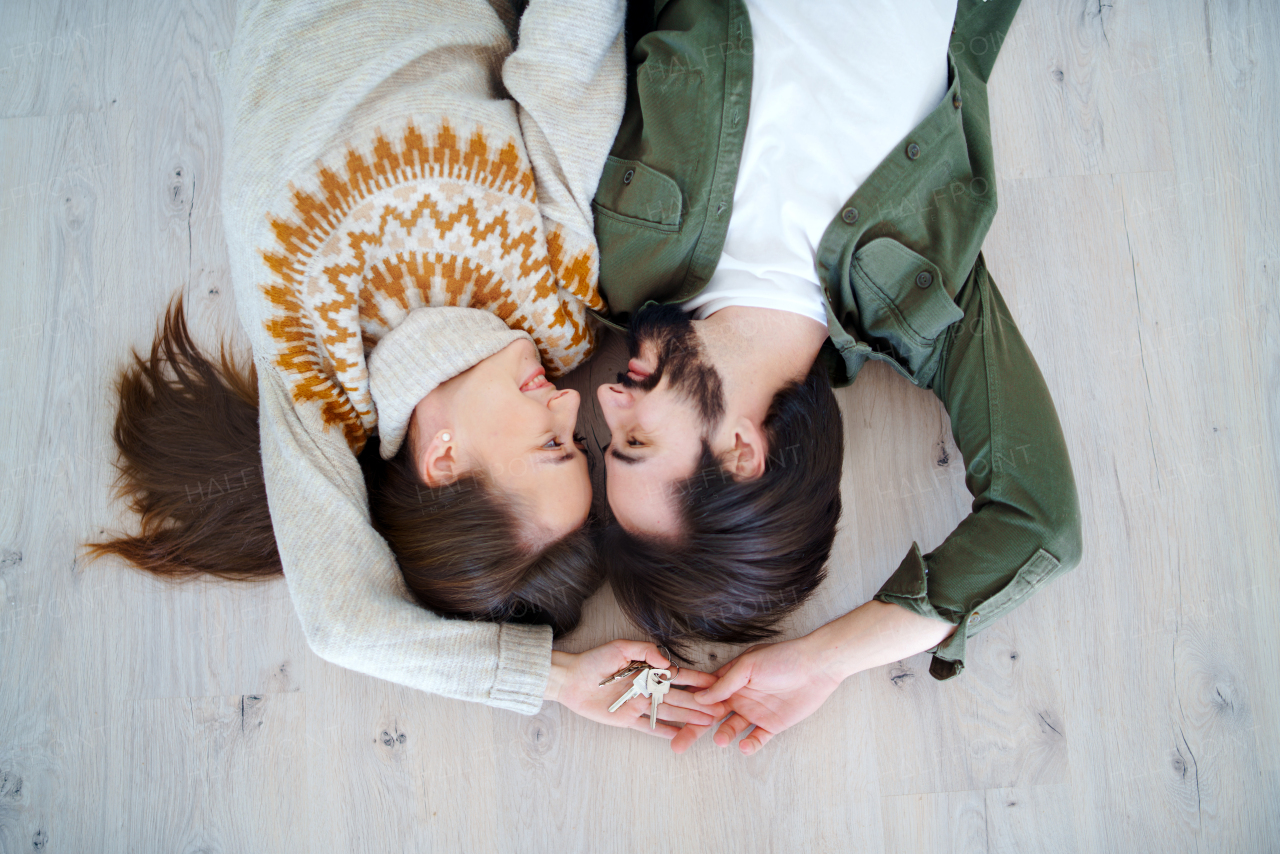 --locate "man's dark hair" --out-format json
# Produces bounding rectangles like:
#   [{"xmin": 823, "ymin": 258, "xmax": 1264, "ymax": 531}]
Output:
[{"xmin": 601, "ymin": 359, "xmax": 843, "ymax": 657}]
